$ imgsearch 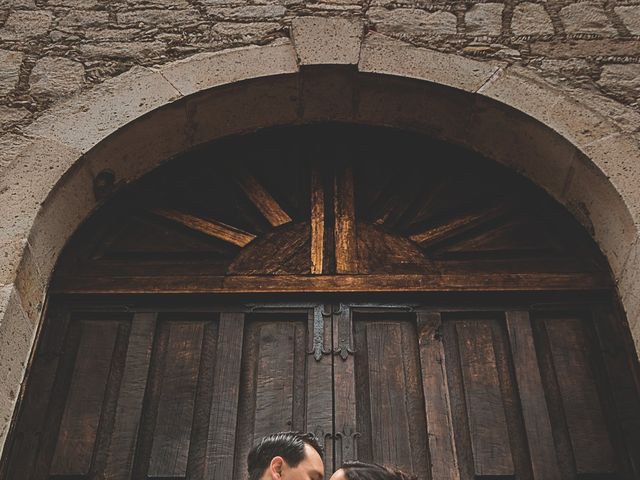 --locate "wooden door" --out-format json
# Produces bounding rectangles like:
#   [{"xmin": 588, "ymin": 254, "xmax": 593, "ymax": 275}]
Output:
[{"xmin": 3, "ymin": 299, "xmax": 640, "ymax": 480}]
